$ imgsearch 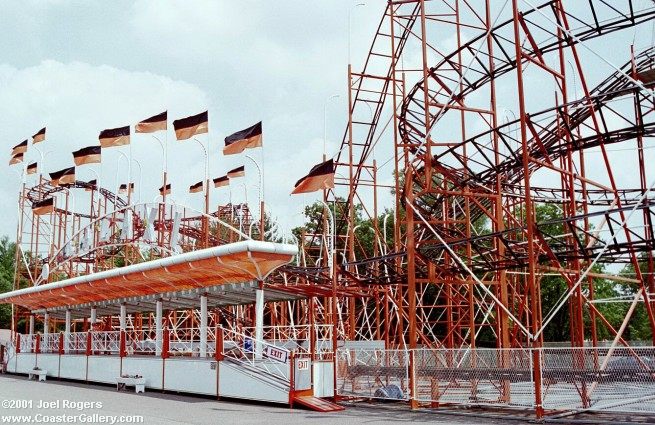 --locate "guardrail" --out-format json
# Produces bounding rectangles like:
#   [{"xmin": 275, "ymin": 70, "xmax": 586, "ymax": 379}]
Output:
[{"xmin": 220, "ymin": 326, "xmax": 291, "ymax": 383}]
